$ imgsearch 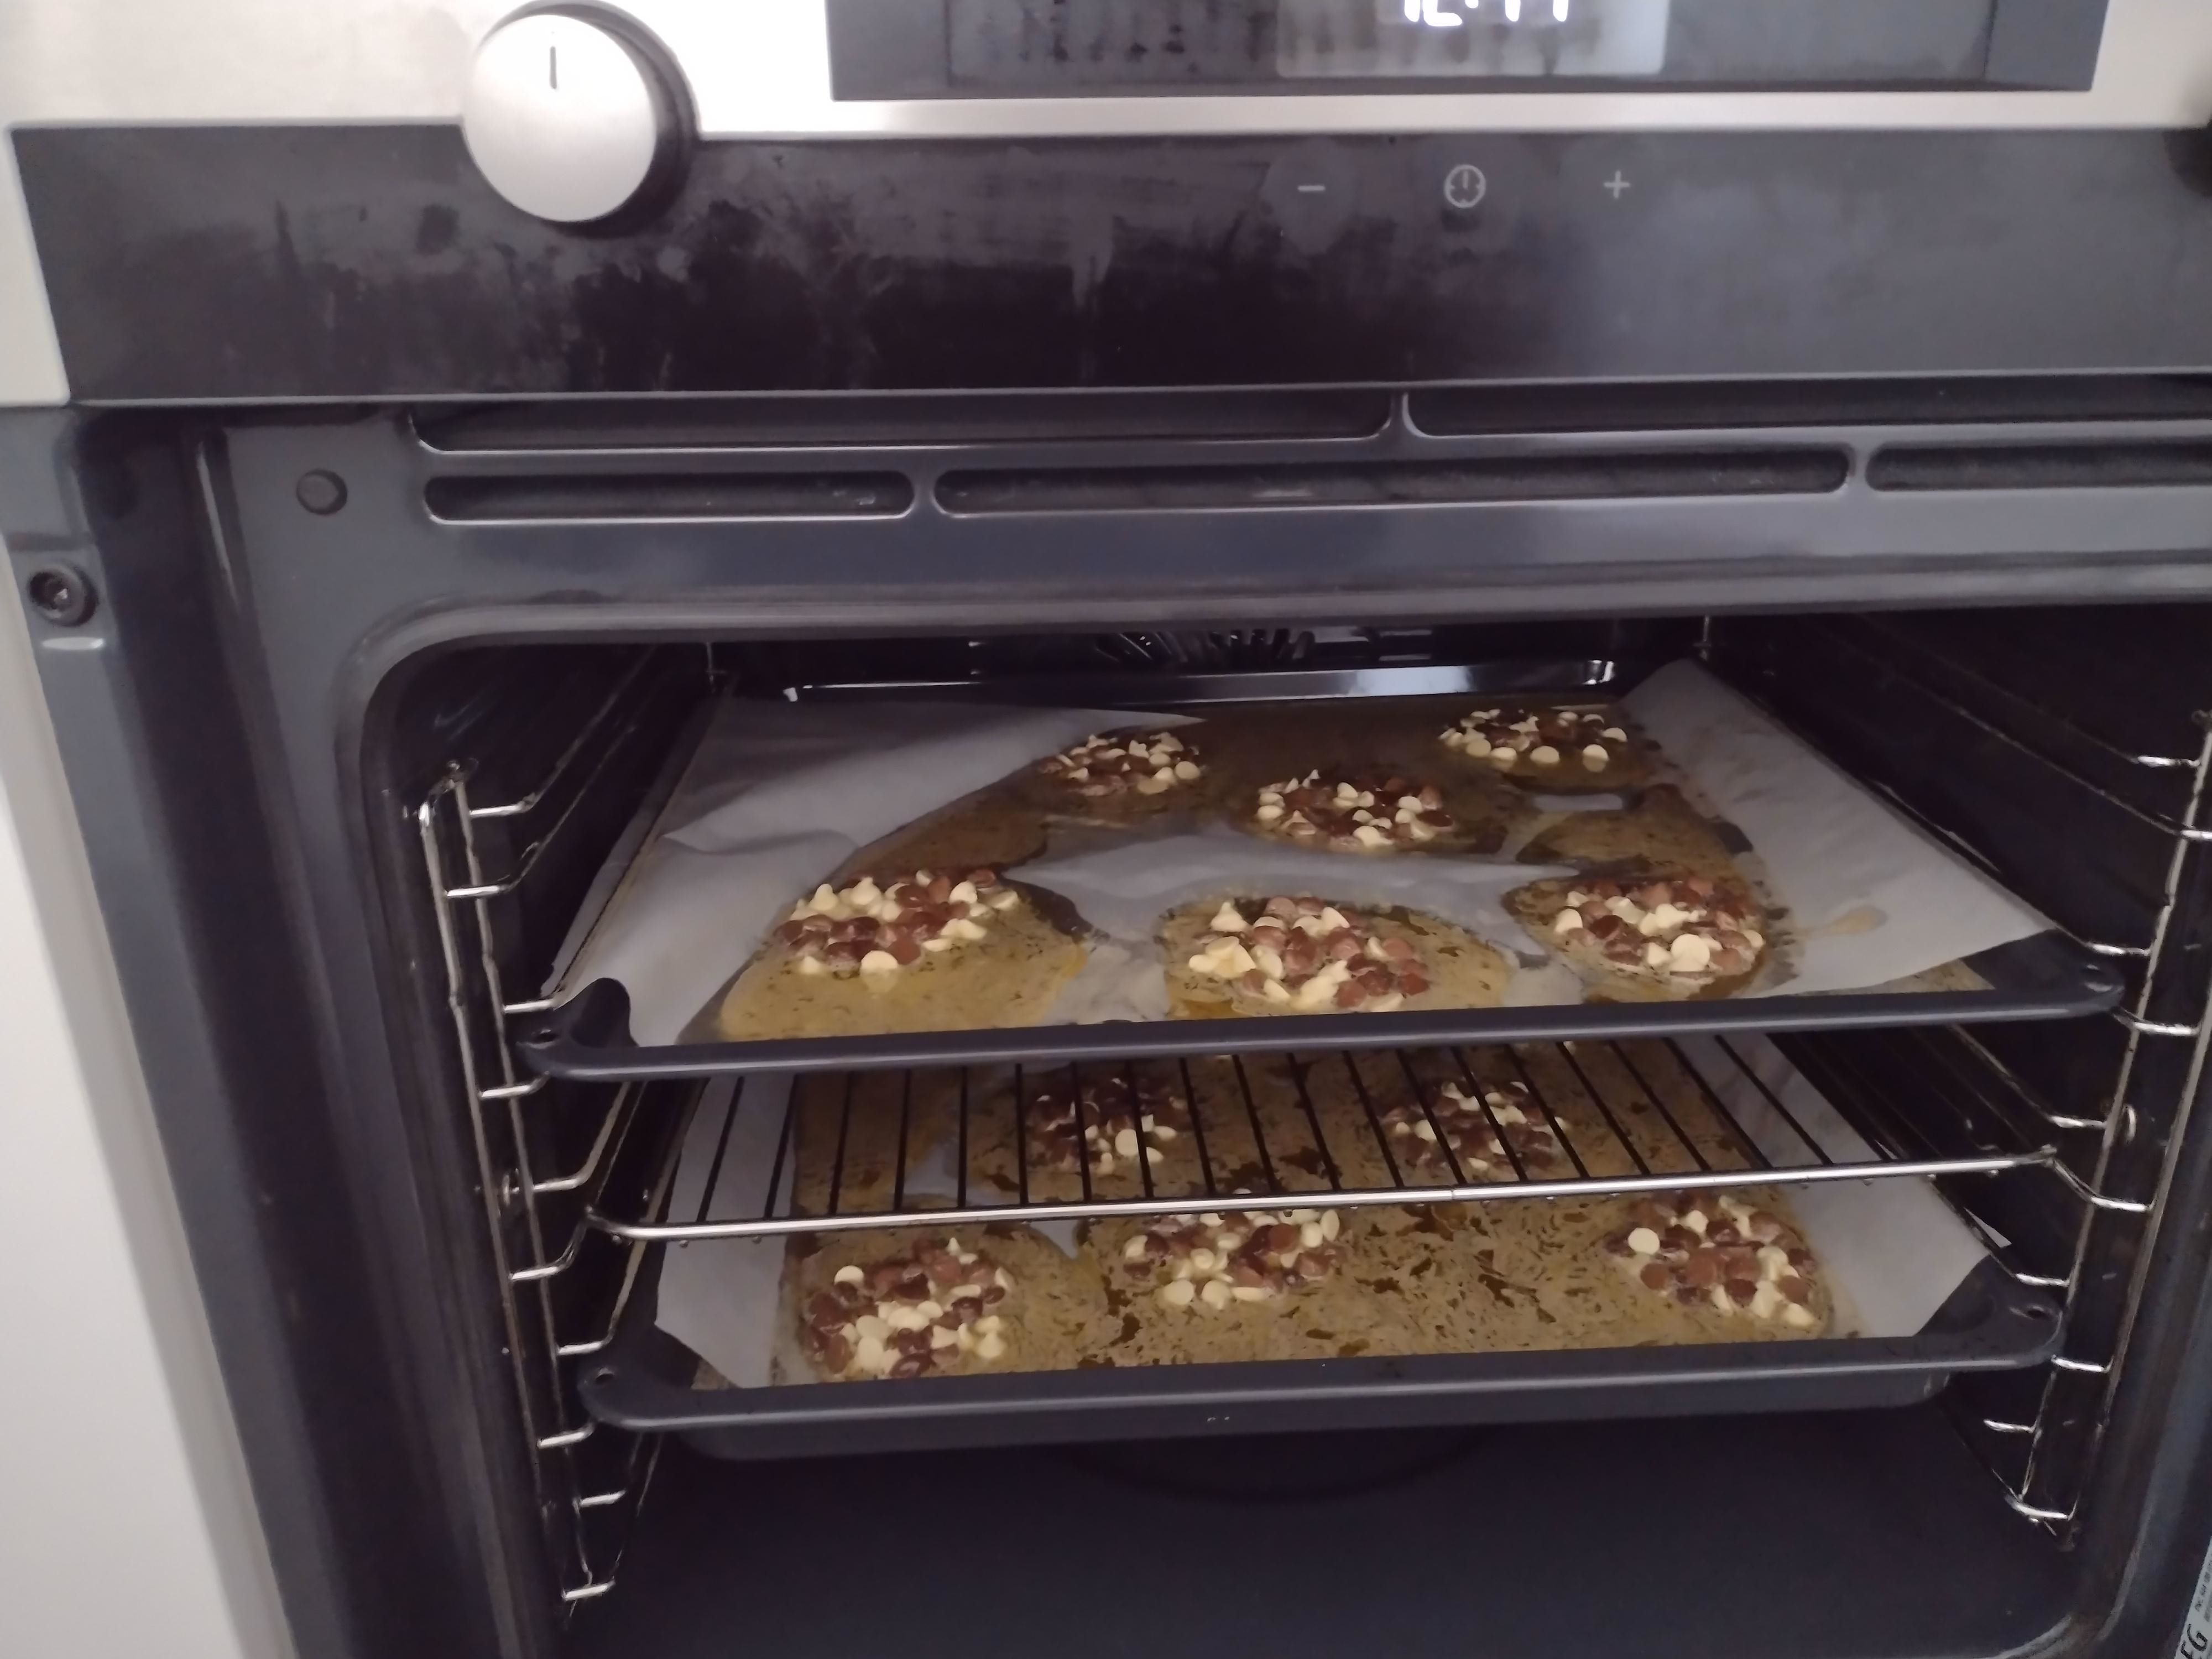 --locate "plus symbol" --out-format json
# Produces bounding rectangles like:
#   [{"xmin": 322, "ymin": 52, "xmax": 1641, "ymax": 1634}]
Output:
[{"xmin": 1603, "ymin": 170, "xmax": 1632, "ymax": 200}]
